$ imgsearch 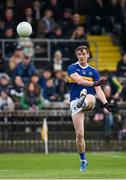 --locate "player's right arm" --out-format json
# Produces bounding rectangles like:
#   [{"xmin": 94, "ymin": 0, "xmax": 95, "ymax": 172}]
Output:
[
  {"xmin": 67, "ymin": 64, "xmax": 107, "ymax": 87},
  {"xmin": 67, "ymin": 64, "xmax": 94, "ymax": 87},
  {"xmin": 70, "ymin": 72, "xmax": 94, "ymax": 86}
]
